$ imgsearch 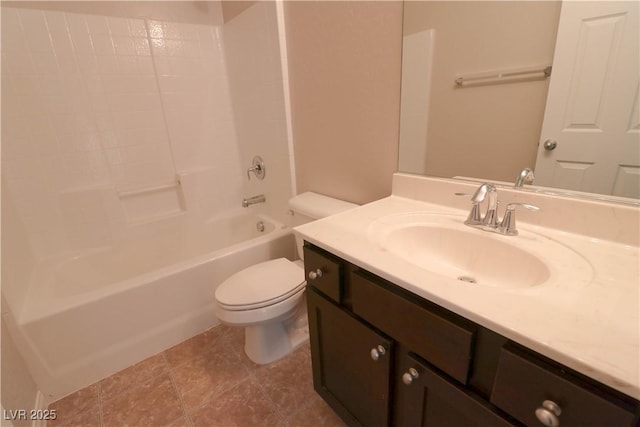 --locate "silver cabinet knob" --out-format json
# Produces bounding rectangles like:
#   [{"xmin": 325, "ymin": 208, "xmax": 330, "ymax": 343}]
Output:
[
  {"xmin": 543, "ymin": 139, "xmax": 558, "ymax": 151},
  {"xmin": 535, "ymin": 400, "xmax": 562, "ymax": 427},
  {"xmin": 370, "ymin": 345, "xmax": 386, "ymax": 361},
  {"xmin": 402, "ymin": 368, "xmax": 419, "ymax": 385},
  {"xmin": 307, "ymin": 269, "xmax": 323, "ymax": 280}
]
